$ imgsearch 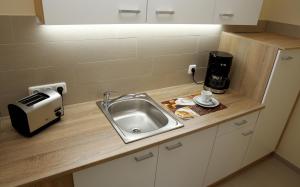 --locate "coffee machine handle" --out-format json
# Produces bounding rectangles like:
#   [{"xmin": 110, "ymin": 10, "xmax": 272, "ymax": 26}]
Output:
[{"xmin": 225, "ymin": 78, "xmax": 230, "ymax": 89}]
